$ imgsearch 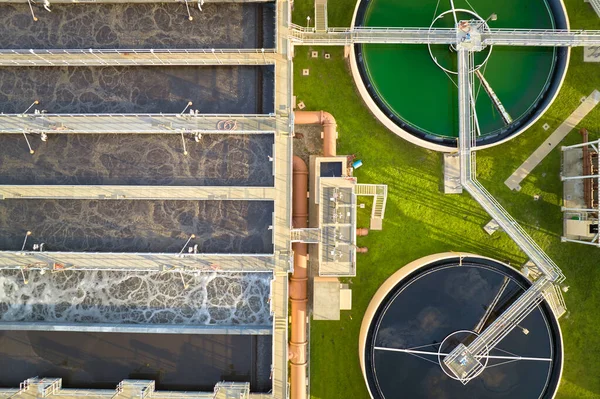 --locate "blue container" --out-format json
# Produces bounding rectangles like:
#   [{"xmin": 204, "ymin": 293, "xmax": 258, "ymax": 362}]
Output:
[{"xmin": 352, "ymin": 160, "xmax": 363, "ymax": 169}]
